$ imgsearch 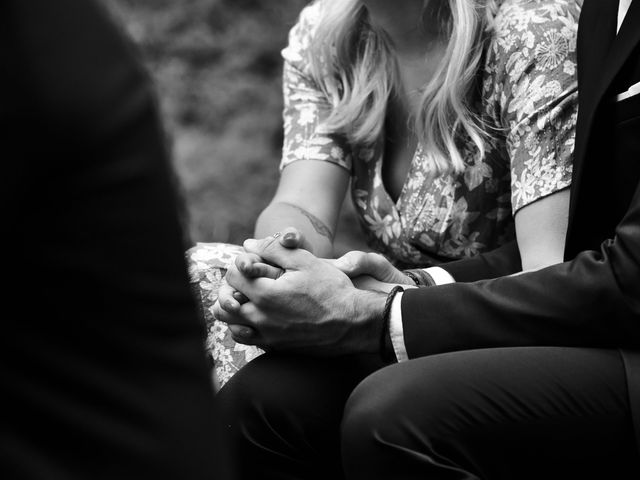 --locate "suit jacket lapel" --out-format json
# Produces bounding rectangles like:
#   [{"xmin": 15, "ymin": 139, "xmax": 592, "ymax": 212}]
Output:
[
  {"xmin": 600, "ymin": 1, "xmax": 640, "ymax": 98},
  {"xmin": 568, "ymin": 0, "xmax": 619, "ymax": 232}
]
